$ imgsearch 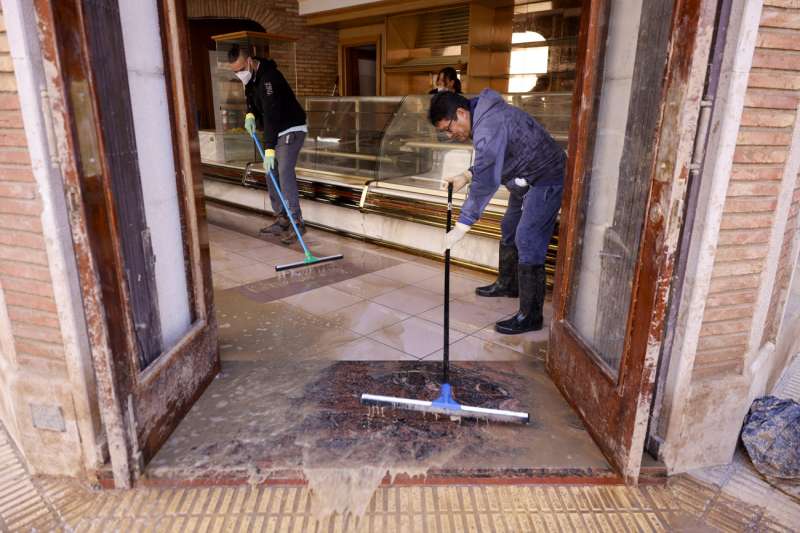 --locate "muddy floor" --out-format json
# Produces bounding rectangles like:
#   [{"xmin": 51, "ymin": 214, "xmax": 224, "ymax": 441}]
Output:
[{"xmin": 146, "ymin": 222, "xmax": 610, "ymax": 516}]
